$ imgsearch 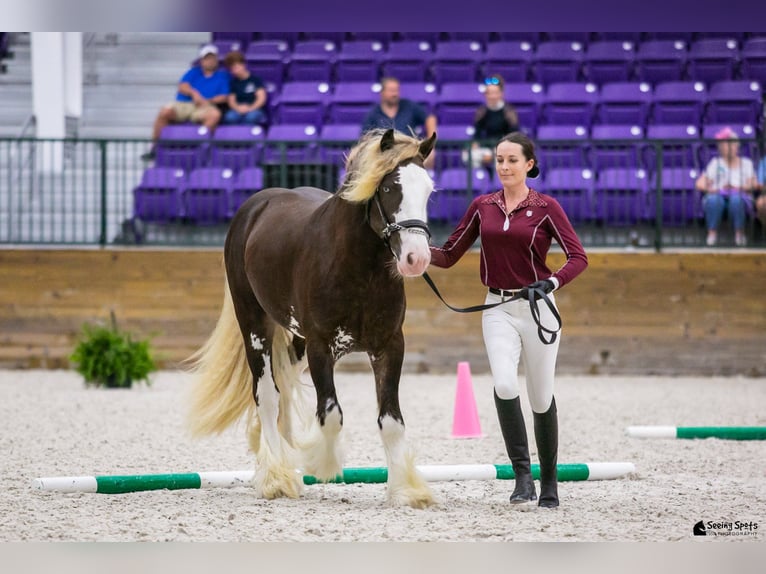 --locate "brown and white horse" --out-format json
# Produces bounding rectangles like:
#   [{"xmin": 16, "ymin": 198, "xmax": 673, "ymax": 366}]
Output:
[{"xmin": 187, "ymin": 129, "xmax": 437, "ymax": 508}]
